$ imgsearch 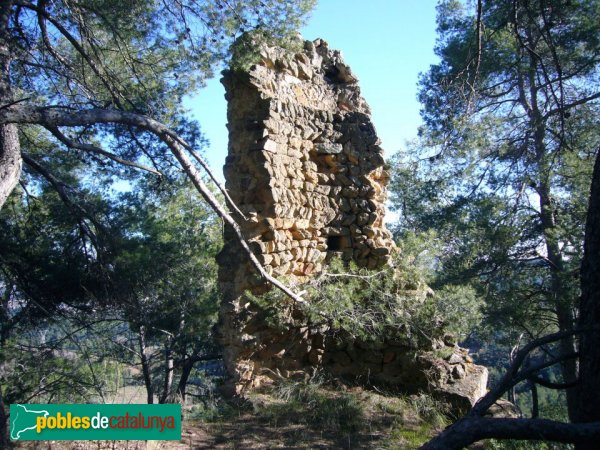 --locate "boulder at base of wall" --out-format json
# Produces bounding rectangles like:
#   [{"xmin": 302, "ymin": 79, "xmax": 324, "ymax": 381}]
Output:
[{"xmin": 417, "ymin": 350, "xmax": 489, "ymax": 414}]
